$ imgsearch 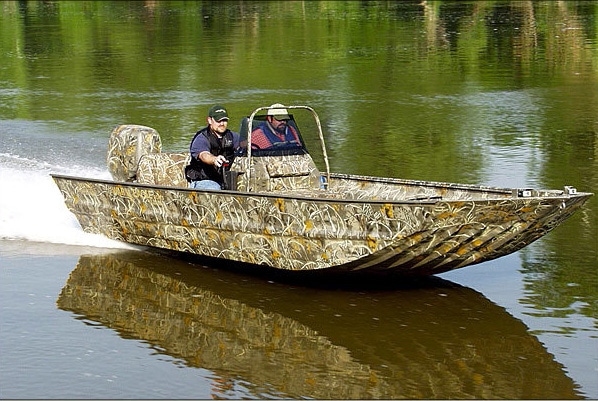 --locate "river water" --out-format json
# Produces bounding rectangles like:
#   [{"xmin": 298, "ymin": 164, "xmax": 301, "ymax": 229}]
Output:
[{"xmin": 0, "ymin": 1, "xmax": 596, "ymax": 399}]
